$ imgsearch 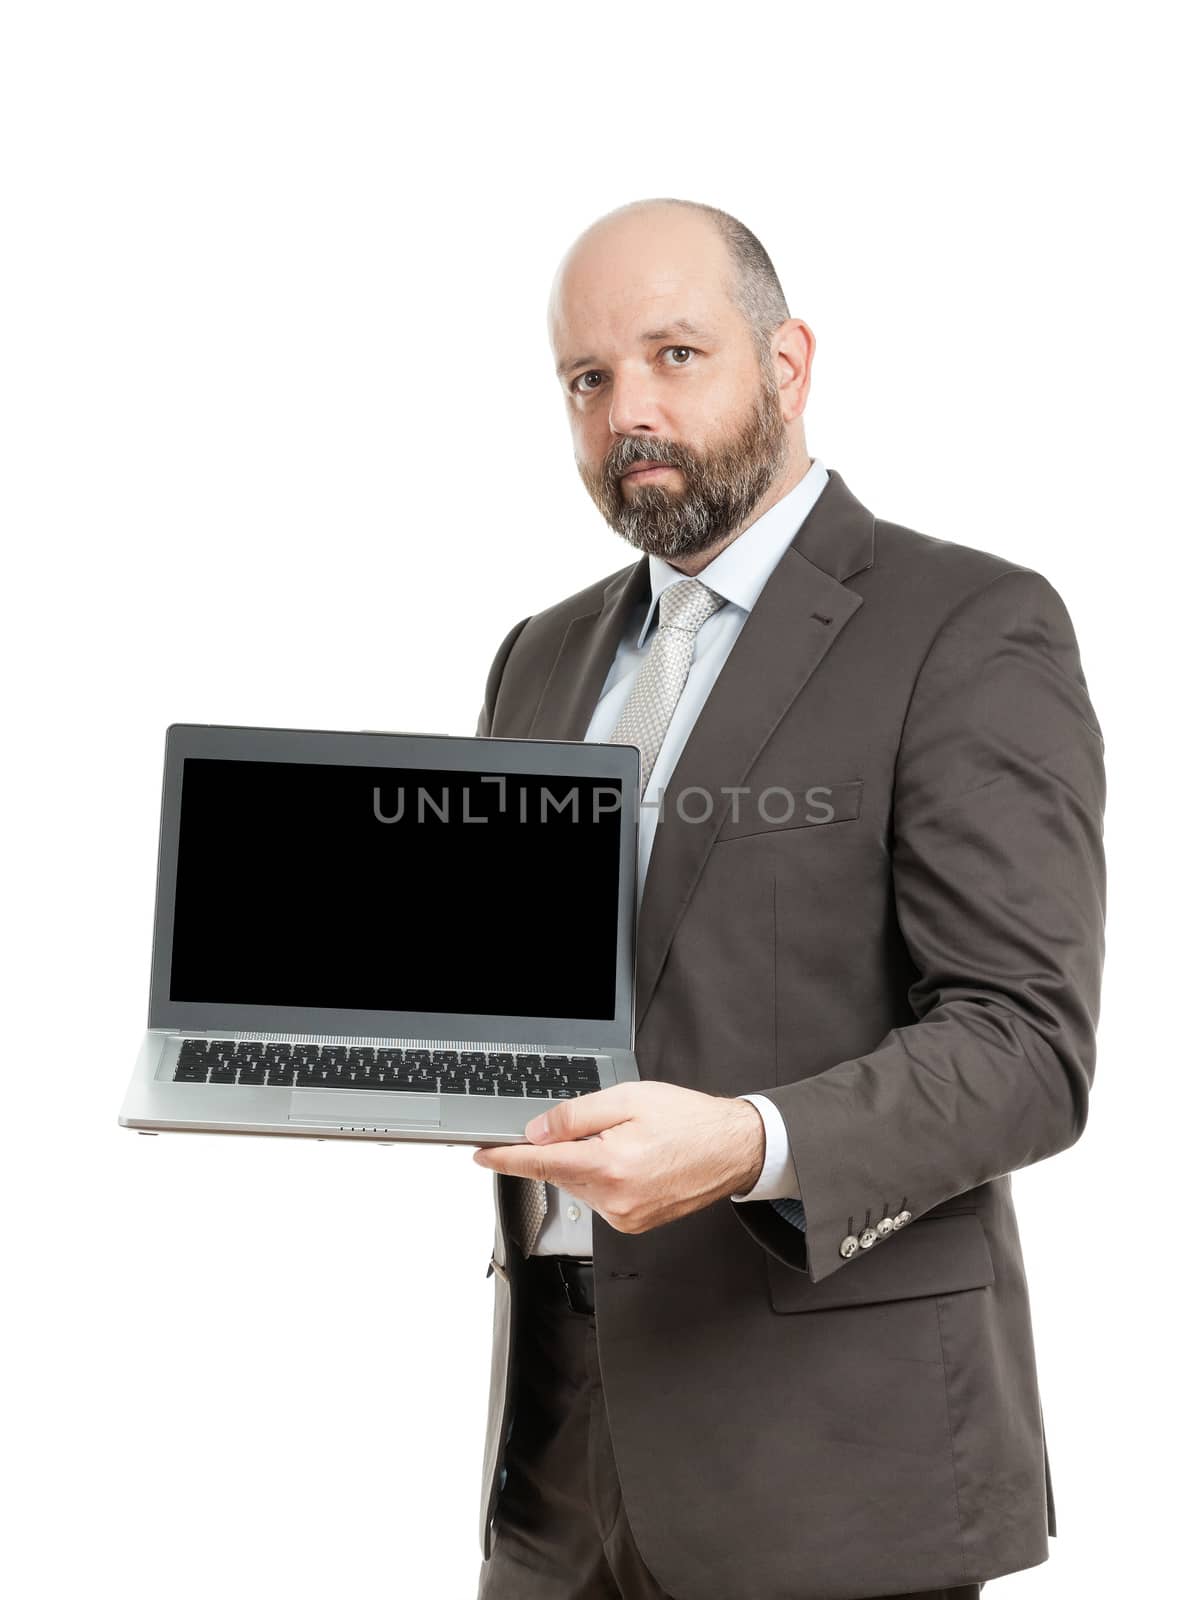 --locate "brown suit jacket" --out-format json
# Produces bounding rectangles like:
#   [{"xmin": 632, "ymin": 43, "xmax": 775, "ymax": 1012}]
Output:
[{"xmin": 474, "ymin": 468, "xmax": 1106, "ymax": 1599}]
